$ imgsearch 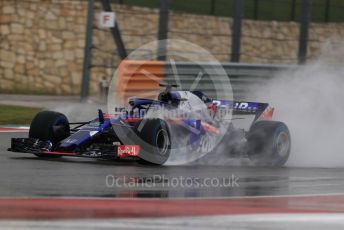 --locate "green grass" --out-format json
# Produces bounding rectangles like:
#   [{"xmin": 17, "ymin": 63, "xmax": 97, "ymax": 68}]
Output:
[
  {"xmin": 110, "ymin": 0, "xmax": 344, "ymax": 22},
  {"xmin": 0, "ymin": 105, "xmax": 42, "ymax": 125}
]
